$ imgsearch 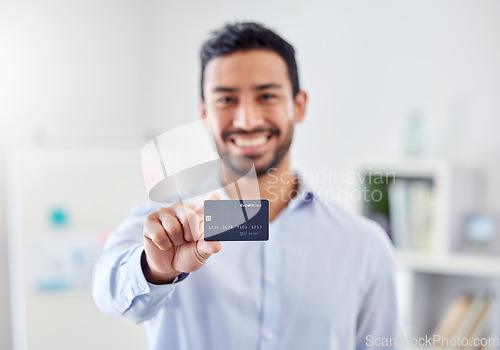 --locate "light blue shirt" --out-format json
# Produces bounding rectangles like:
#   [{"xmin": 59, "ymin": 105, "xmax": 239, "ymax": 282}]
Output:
[{"xmin": 92, "ymin": 176, "xmax": 399, "ymax": 350}]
